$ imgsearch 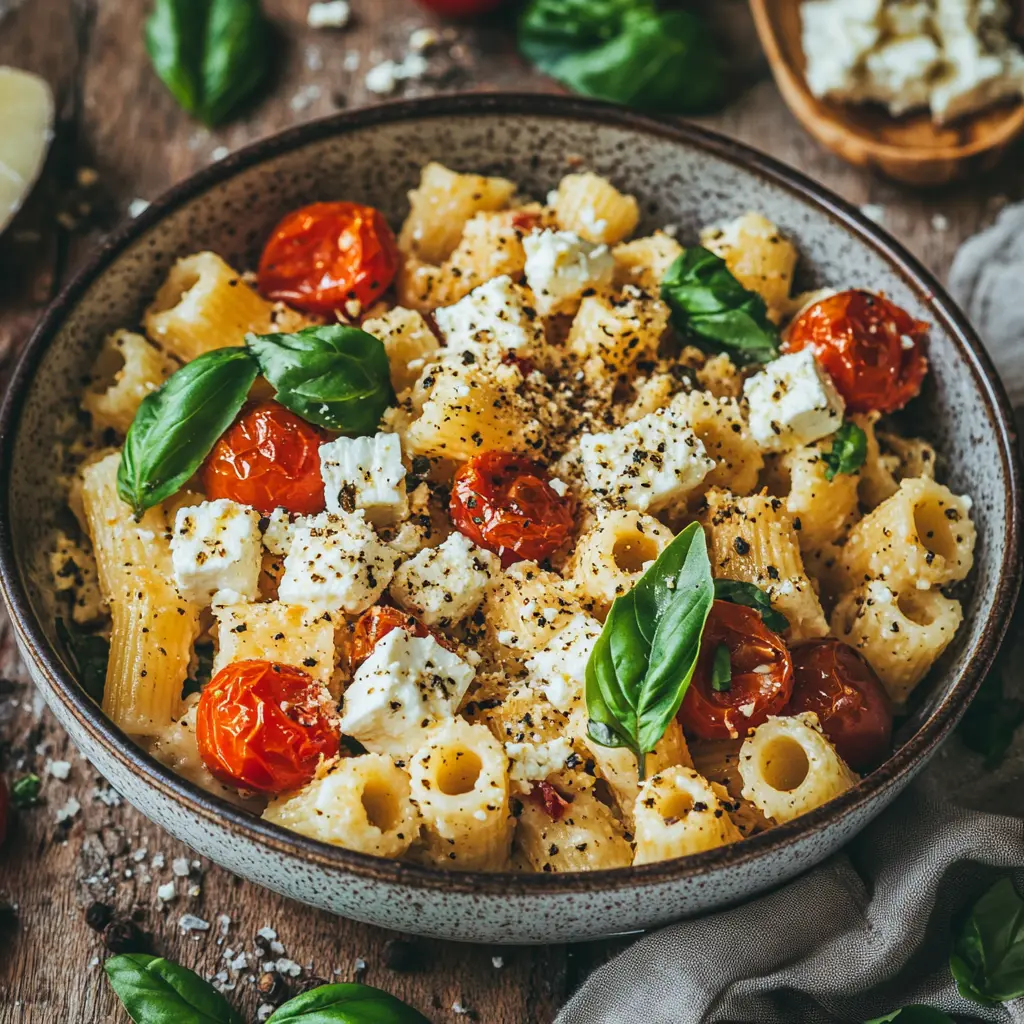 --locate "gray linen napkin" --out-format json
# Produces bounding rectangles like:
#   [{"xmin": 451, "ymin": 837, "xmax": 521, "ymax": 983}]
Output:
[{"xmin": 556, "ymin": 206, "xmax": 1024, "ymax": 1024}]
